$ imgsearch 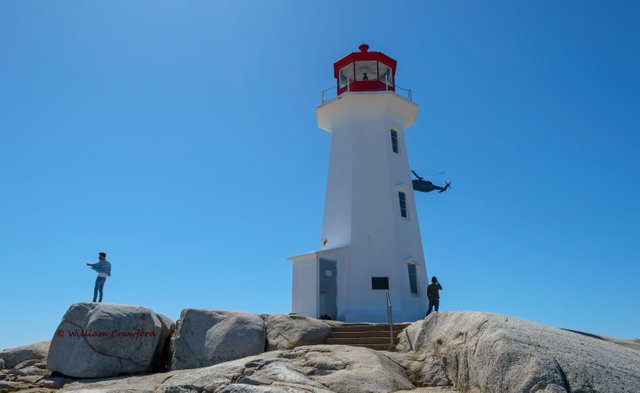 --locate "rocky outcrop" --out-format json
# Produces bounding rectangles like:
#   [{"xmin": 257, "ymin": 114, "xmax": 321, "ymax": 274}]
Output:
[
  {"xmin": 0, "ymin": 341, "xmax": 49, "ymax": 369},
  {"xmin": 0, "ymin": 354, "xmax": 71, "ymax": 392},
  {"xmin": 161, "ymin": 345, "xmax": 415, "ymax": 393},
  {"xmin": 4, "ymin": 308, "xmax": 639, "ymax": 392},
  {"xmin": 262, "ymin": 313, "xmax": 332, "ymax": 350},
  {"xmin": 52, "ymin": 345, "xmax": 419, "ymax": 392},
  {"xmin": 170, "ymin": 309, "xmax": 266, "ymax": 370},
  {"xmin": 46, "ymin": 302, "xmax": 174, "ymax": 378},
  {"xmin": 397, "ymin": 311, "xmax": 640, "ymax": 392}
]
